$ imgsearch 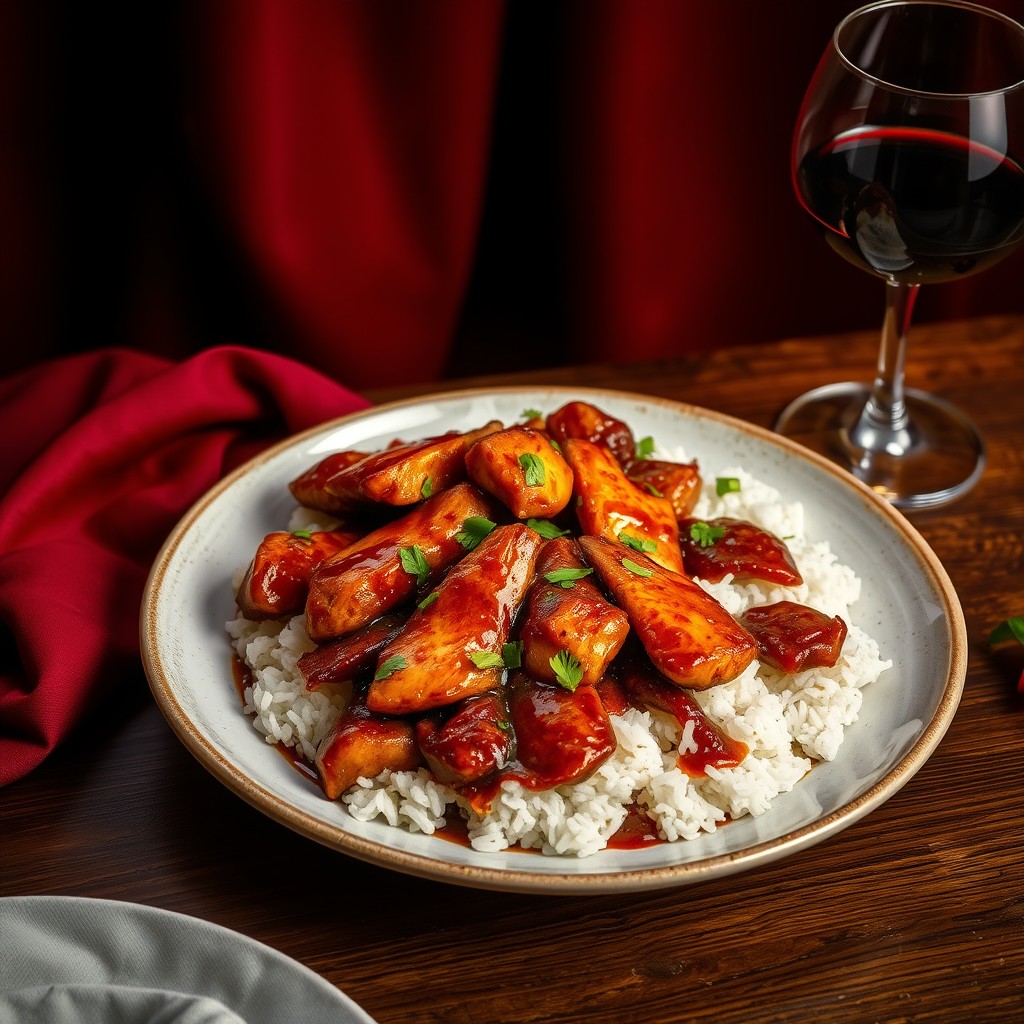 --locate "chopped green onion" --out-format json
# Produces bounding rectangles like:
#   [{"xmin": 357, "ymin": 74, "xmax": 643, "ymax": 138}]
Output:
[
  {"xmin": 420, "ymin": 476, "xmax": 433, "ymax": 499},
  {"xmin": 716, "ymin": 476, "xmax": 741, "ymax": 497},
  {"xmin": 619, "ymin": 532, "xmax": 656, "ymax": 553},
  {"xmin": 689, "ymin": 521, "xmax": 725, "ymax": 548},
  {"xmin": 417, "ymin": 591, "xmax": 439, "ymax": 611},
  {"xmin": 636, "ymin": 436, "xmax": 656, "ymax": 459}
]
